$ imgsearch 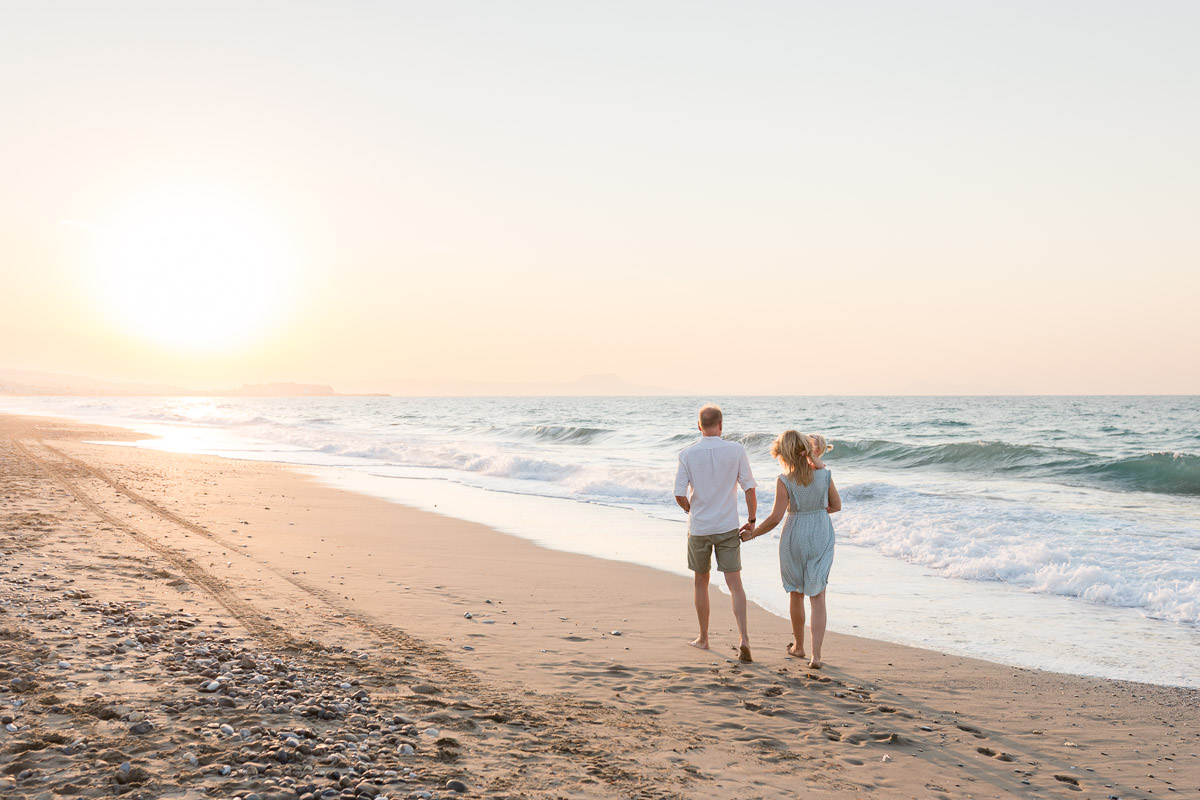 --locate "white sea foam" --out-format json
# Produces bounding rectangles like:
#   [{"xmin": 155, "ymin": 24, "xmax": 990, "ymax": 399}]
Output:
[{"xmin": 837, "ymin": 482, "xmax": 1200, "ymax": 624}]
